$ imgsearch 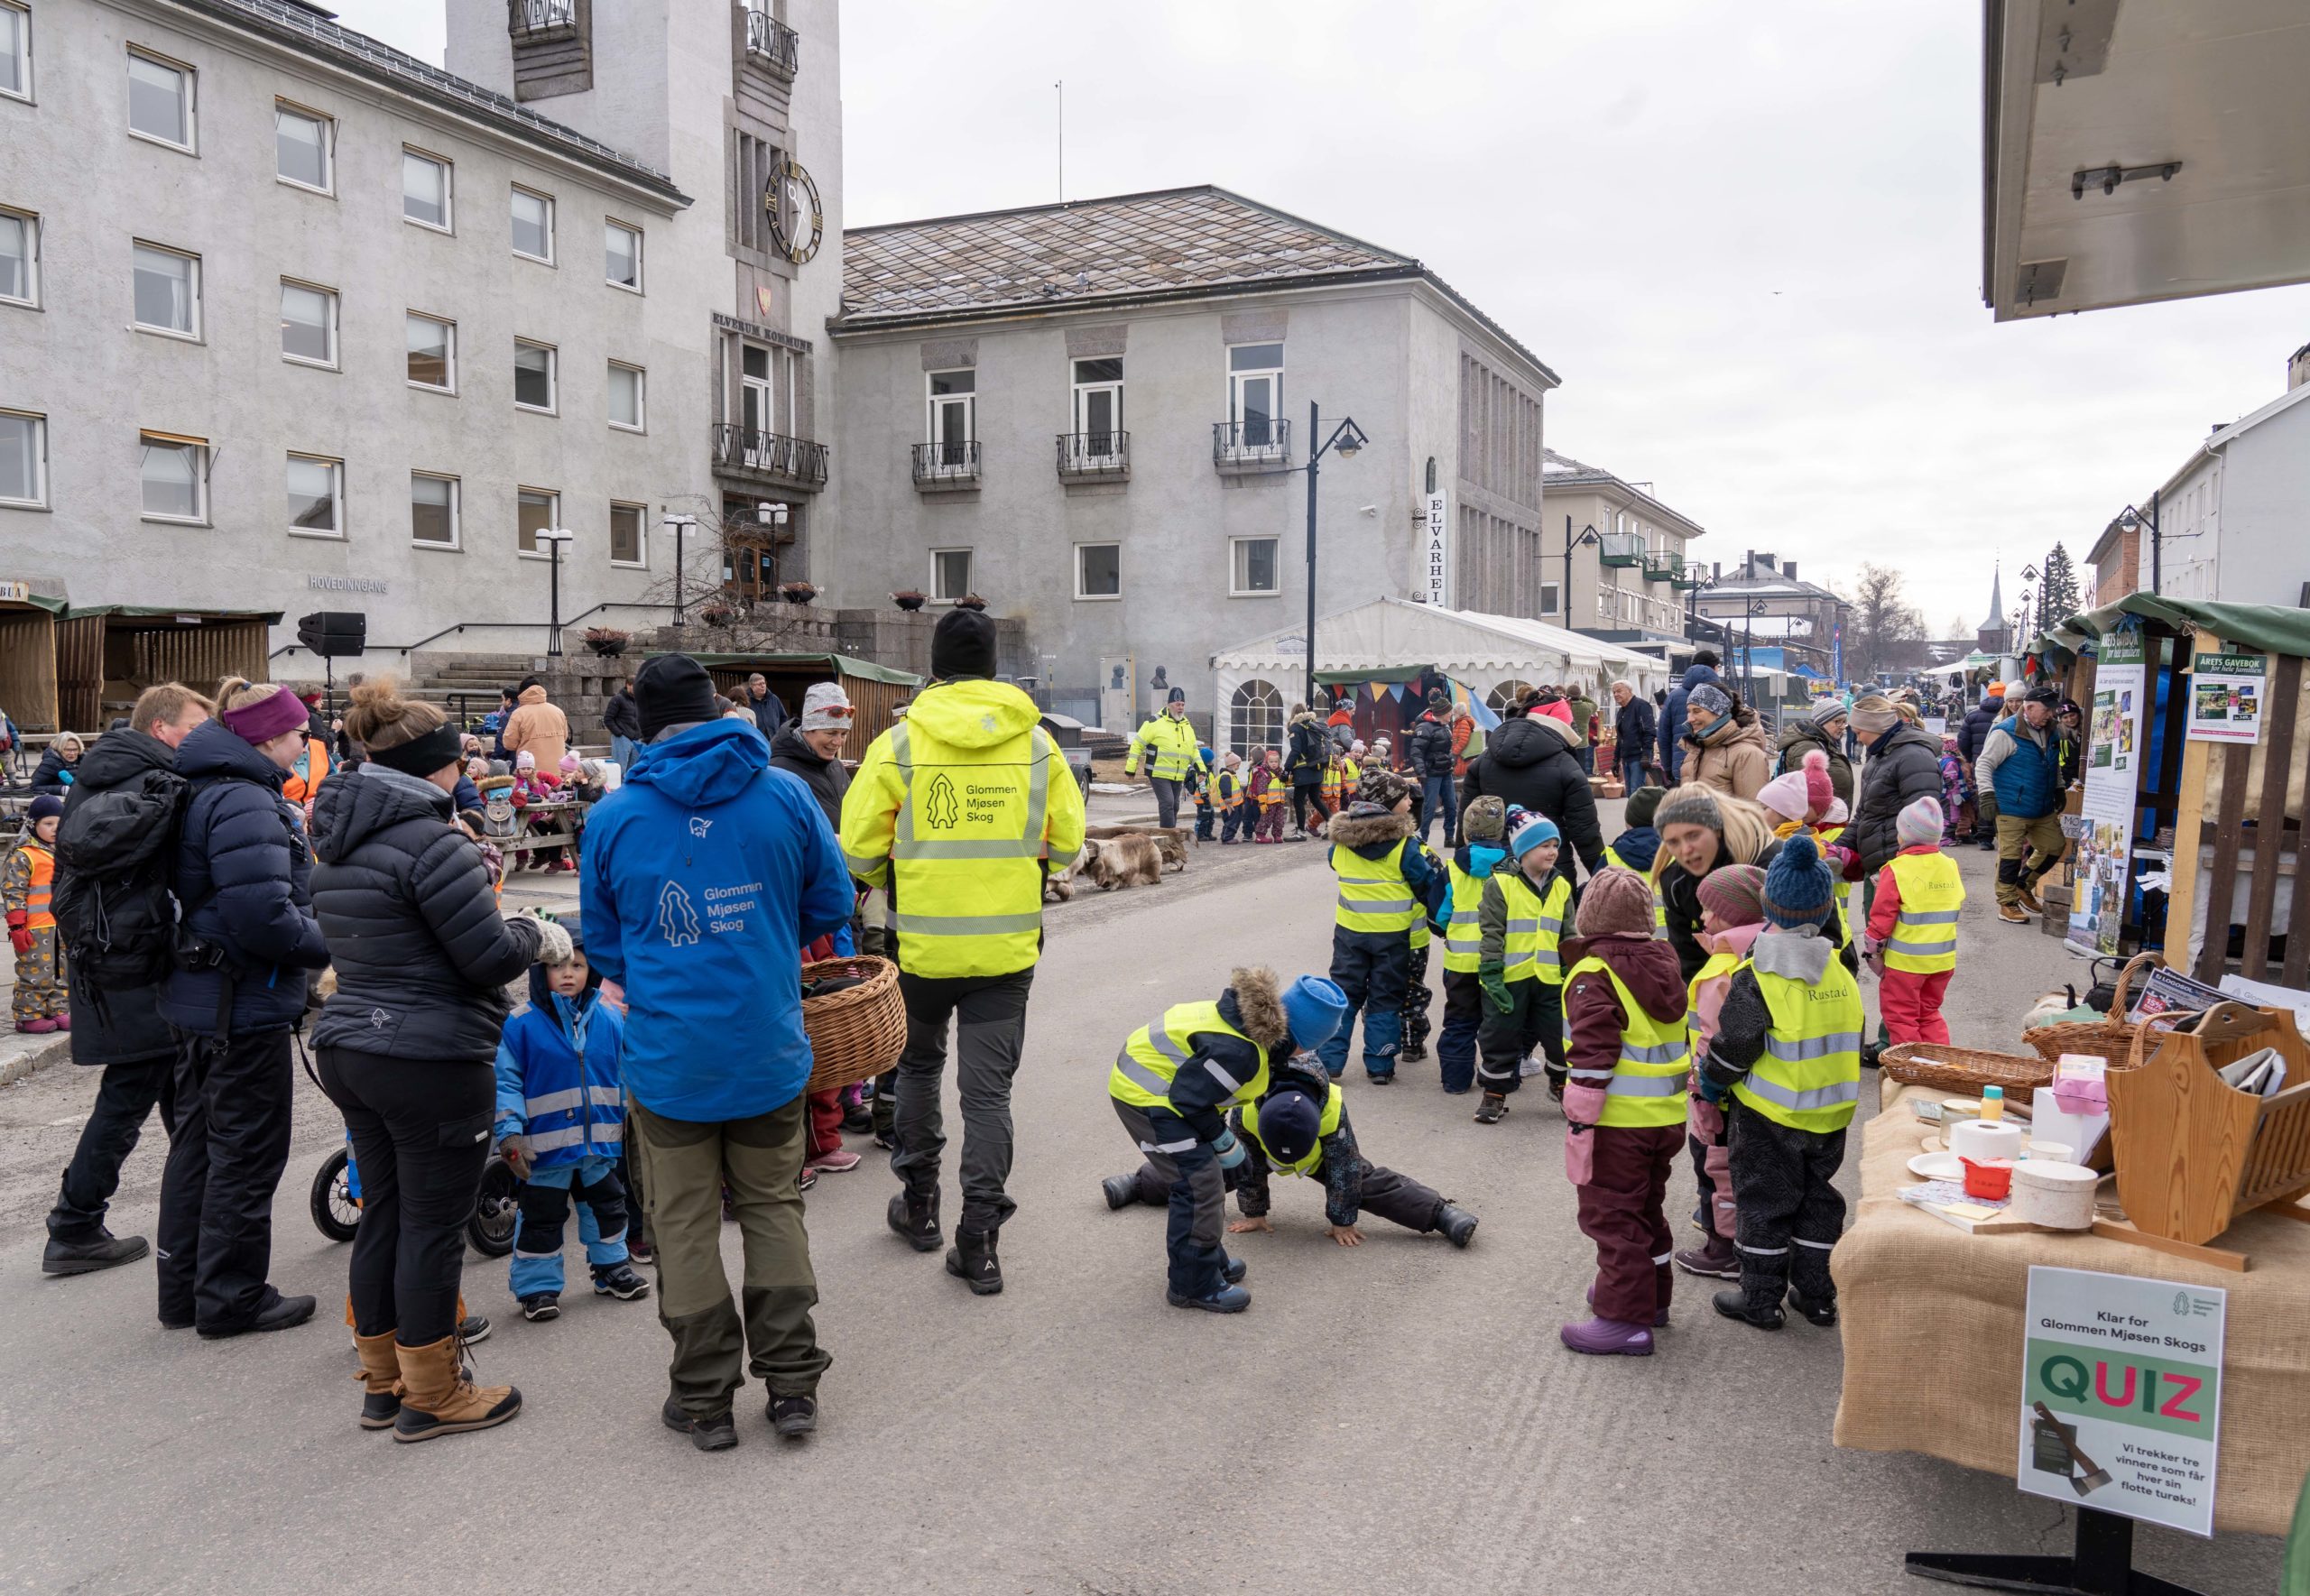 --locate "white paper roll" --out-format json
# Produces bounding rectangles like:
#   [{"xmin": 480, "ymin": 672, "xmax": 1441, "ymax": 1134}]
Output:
[{"xmin": 1949, "ymin": 1119, "xmax": 2025, "ymax": 1164}]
